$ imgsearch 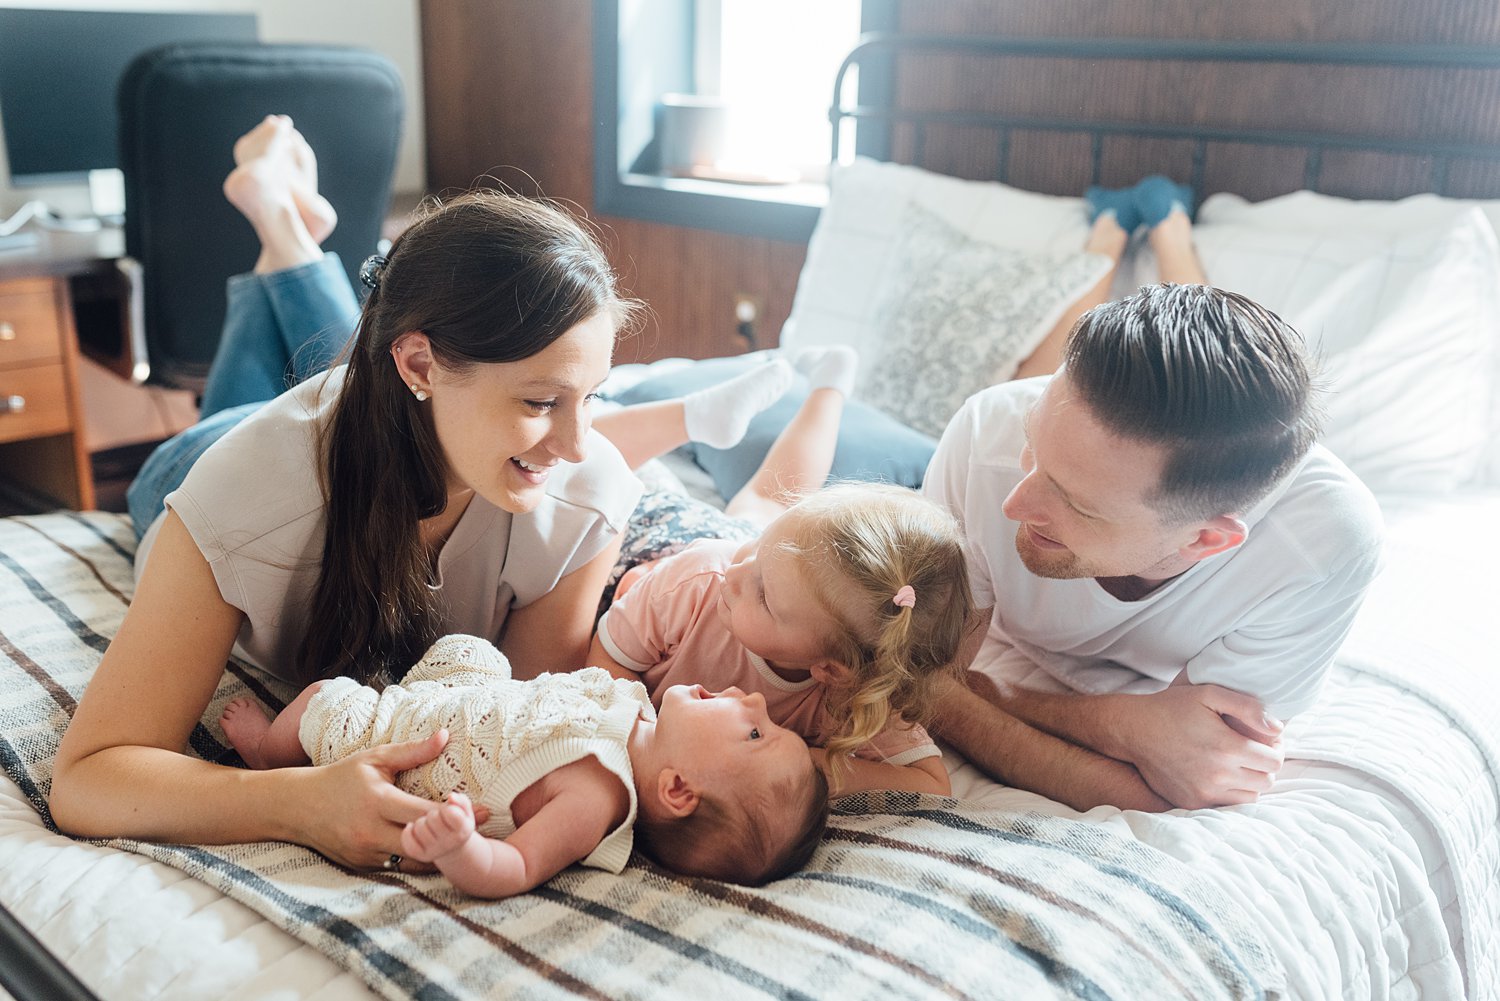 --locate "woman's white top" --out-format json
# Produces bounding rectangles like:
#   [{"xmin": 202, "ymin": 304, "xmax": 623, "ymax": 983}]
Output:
[{"xmin": 136, "ymin": 367, "xmax": 641, "ymax": 681}]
